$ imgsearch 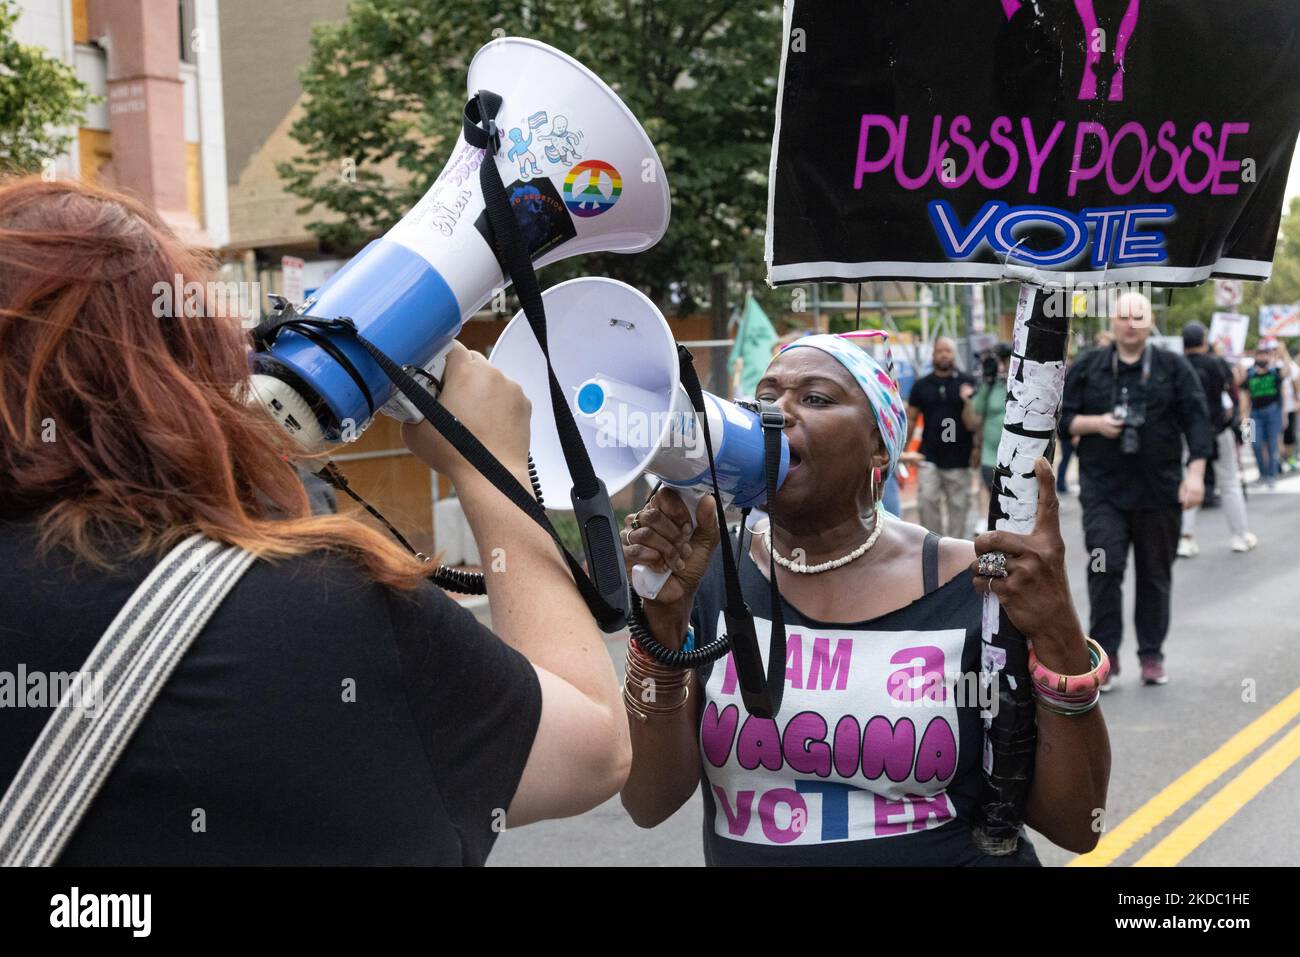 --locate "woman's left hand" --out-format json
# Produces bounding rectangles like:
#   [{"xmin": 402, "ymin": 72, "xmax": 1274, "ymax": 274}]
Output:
[{"xmin": 970, "ymin": 457, "xmax": 1087, "ymax": 658}]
